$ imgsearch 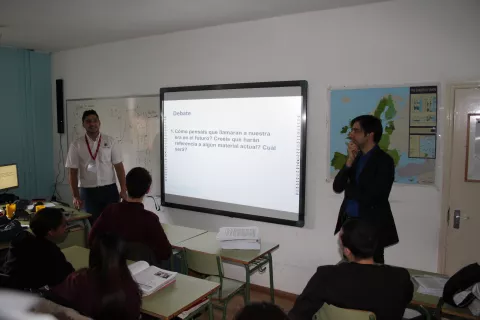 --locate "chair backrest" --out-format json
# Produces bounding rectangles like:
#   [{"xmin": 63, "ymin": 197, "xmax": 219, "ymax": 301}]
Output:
[
  {"xmin": 314, "ymin": 303, "xmax": 376, "ymax": 320},
  {"xmin": 184, "ymin": 248, "xmax": 223, "ymax": 277},
  {"xmin": 124, "ymin": 242, "xmax": 160, "ymax": 267}
]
